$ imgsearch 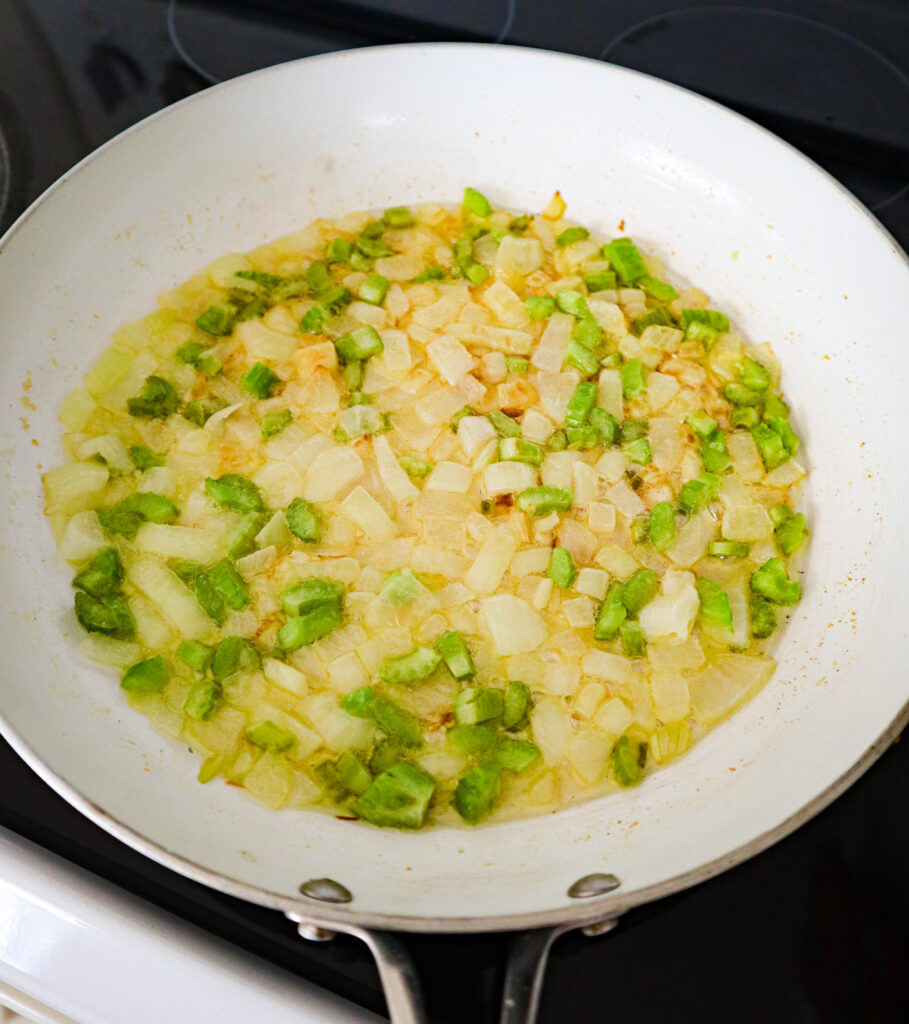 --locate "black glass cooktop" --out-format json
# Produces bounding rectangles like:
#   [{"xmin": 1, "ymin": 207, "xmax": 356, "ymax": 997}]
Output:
[{"xmin": 1, "ymin": 2, "xmax": 907, "ymax": 1021}]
